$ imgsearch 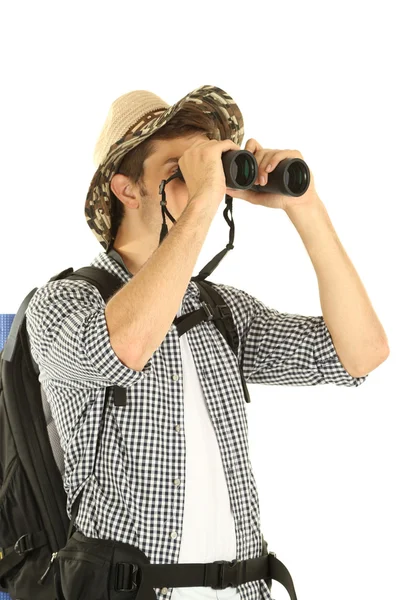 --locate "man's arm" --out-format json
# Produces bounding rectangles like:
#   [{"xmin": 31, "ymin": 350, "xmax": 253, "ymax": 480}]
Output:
[{"xmin": 284, "ymin": 196, "xmax": 389, "ymax": 377}]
